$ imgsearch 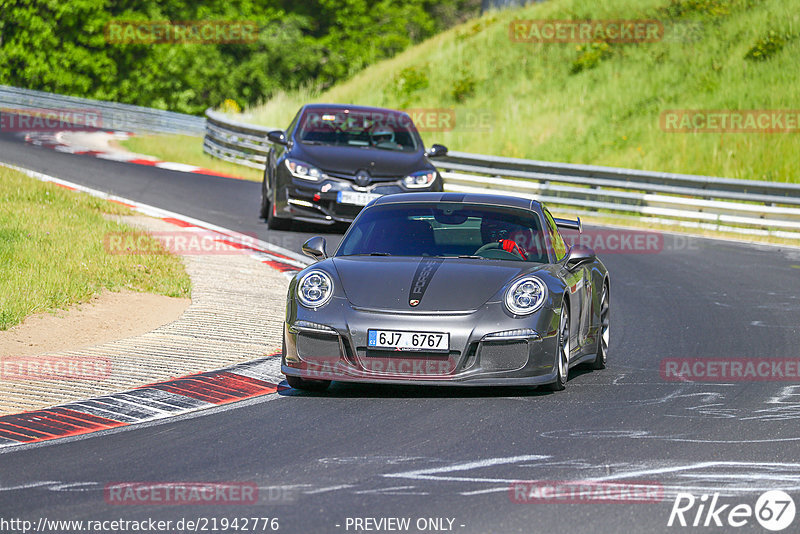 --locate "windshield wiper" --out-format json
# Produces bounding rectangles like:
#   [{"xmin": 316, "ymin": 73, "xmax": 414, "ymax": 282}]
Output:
[
  {"xmin": 350, "ymin": 252, "xmax": 392, "ymax": 256},
  {"xmin": 431, "ymin": 255, "xmax": 486, "ymax": 260},
  {"xmin": 369, "ymin": 145, "xmax": 406, "ymax": 152}
]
